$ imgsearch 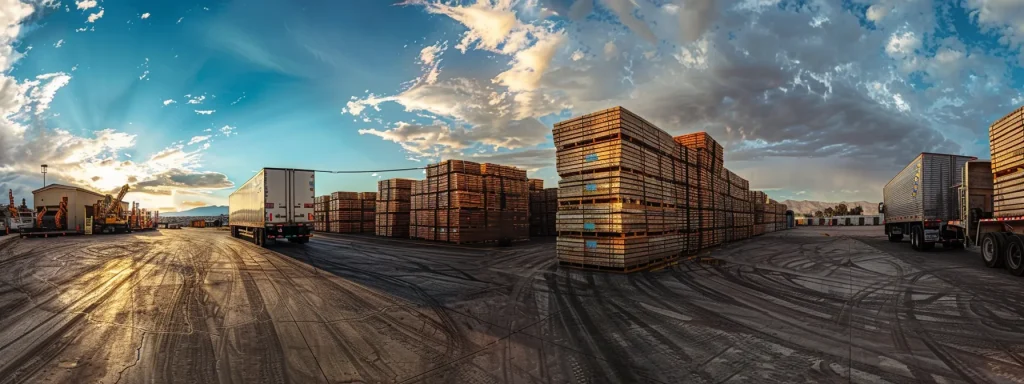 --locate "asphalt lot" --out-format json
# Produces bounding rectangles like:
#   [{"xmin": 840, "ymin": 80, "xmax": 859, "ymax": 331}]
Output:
[{"xmin": 0, "ymin": 226, "xmax": 1022, "ymax": 383}]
